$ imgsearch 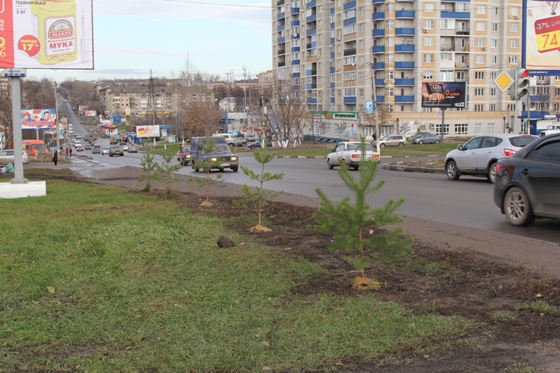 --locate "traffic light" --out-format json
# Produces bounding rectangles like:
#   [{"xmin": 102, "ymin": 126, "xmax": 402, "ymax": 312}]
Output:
[
  {"xmin": 68, "ymin": 123, "xmax": 73, "ymax": 134},
  {"xmin": 516, "ymin": 68, "xmax": 530, "ymax": 102}
]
